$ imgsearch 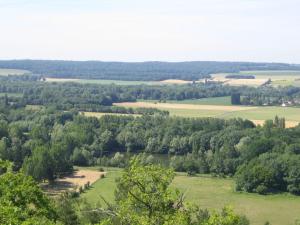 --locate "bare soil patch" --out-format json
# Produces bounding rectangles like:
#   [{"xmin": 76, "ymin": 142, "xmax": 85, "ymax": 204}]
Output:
[{"xmin": 42, "ymin": 169, "xmax": 105, "ymax": 196}]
